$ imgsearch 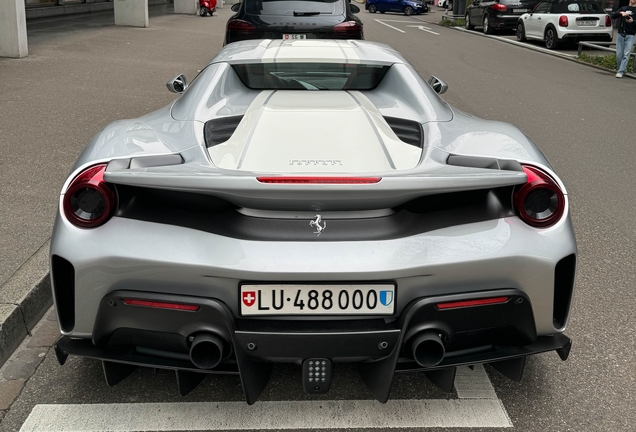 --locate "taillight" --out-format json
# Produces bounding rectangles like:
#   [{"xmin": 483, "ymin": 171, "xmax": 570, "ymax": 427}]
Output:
[
  {"xmin": 257, "ymin": 176, "xmax": 381, "ymax": 184},
  {"xmin": 492, "ymin": 3, "xmax": 507, "ymax": 11},
  {"xmin": 333, "ymin": 21, "xmax": 363, "ymax": 38},
  {"xmin": 605, "ymin": 15, "xmax": 611, "ymax": 27},
  {"xmin": 63, "ymin": 164, "xmax": 116, "ymax": 228},
  {"xmin": 513, "ymin": 165, "xmax": 565, "ymax": 228},
  {"xmin": 226, "ymin": 19, "xmax": 259, "ymax": 42},
  {"xmin": 559, "ymin": 15, "xmax": 569, "ymax": 27}
]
